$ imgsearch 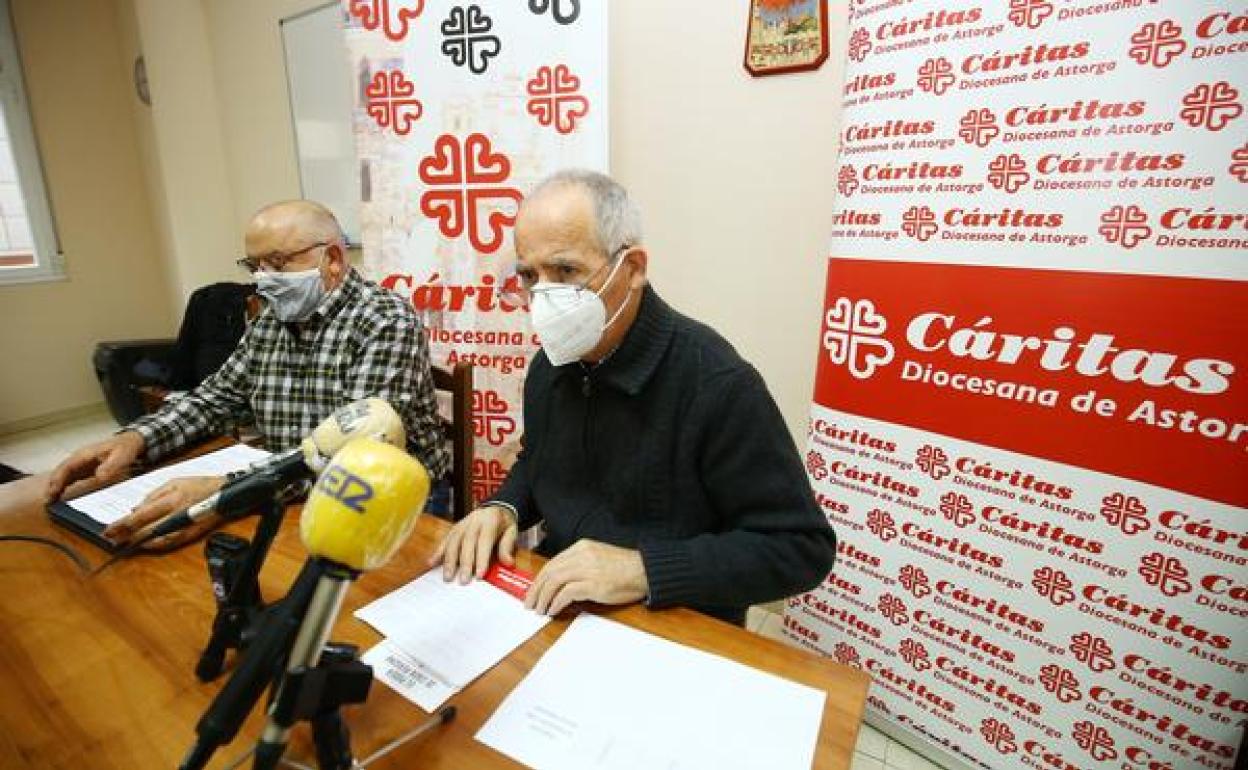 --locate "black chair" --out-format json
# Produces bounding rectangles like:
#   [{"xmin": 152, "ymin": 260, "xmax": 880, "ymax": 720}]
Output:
[{"xmin": 94, "ymin": 282, "xmax": 256, "ymax": 424}]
